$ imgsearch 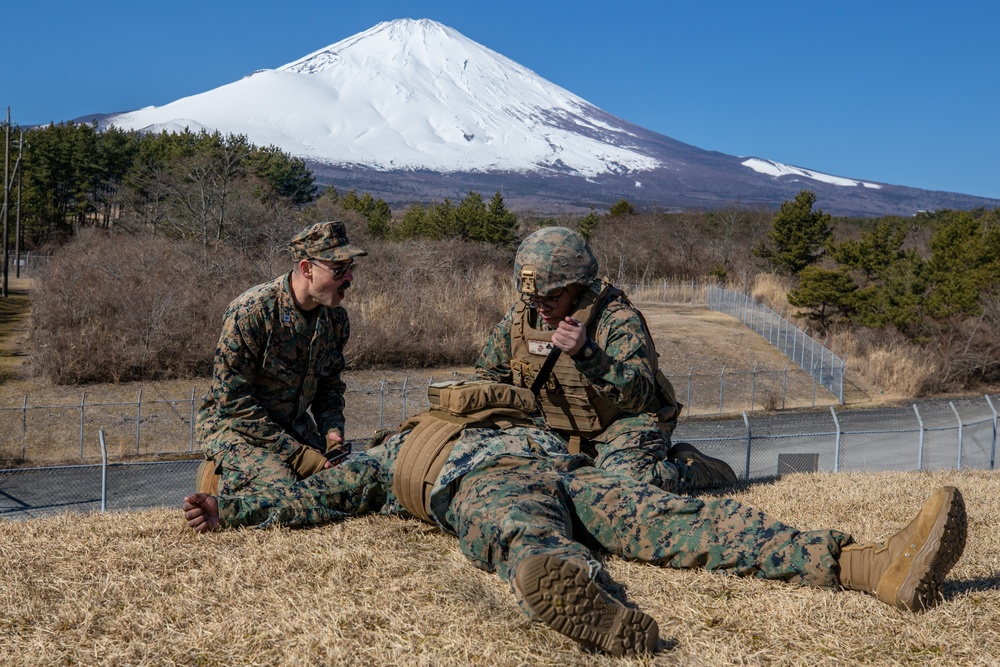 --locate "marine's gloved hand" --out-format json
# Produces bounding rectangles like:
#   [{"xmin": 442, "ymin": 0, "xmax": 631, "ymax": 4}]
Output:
[
  {"xmin": 325, "ymin": 430, "xmax": 349, "ymax": 463},
  {"xmin": 287, "ymin": 445, "xmax": 331, "ymax": 477}
]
